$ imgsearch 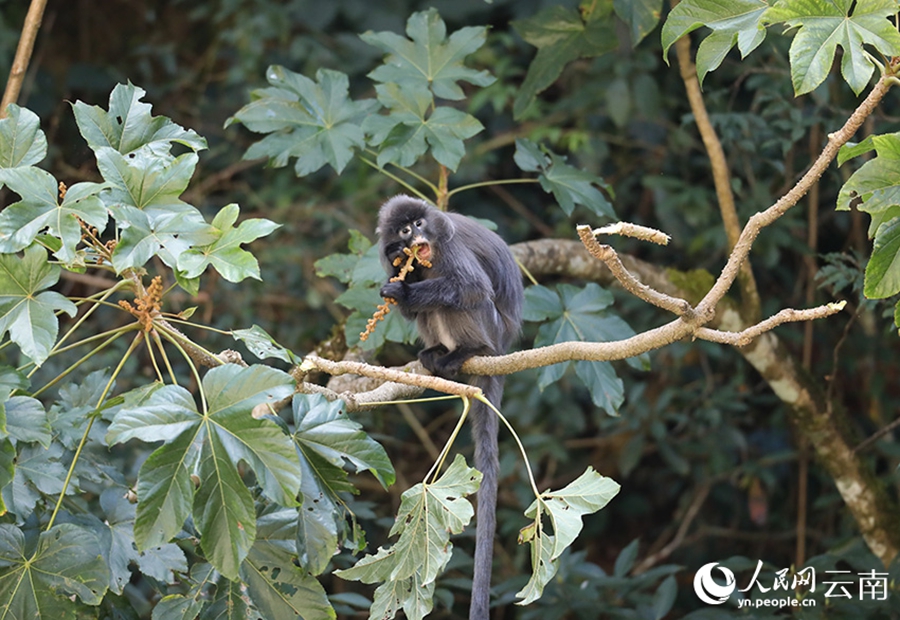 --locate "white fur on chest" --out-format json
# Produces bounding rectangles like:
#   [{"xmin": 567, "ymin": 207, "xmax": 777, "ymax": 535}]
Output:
[{"xmin": 433, "ymin": 313, "xmax": 457, "ymax": 351}]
